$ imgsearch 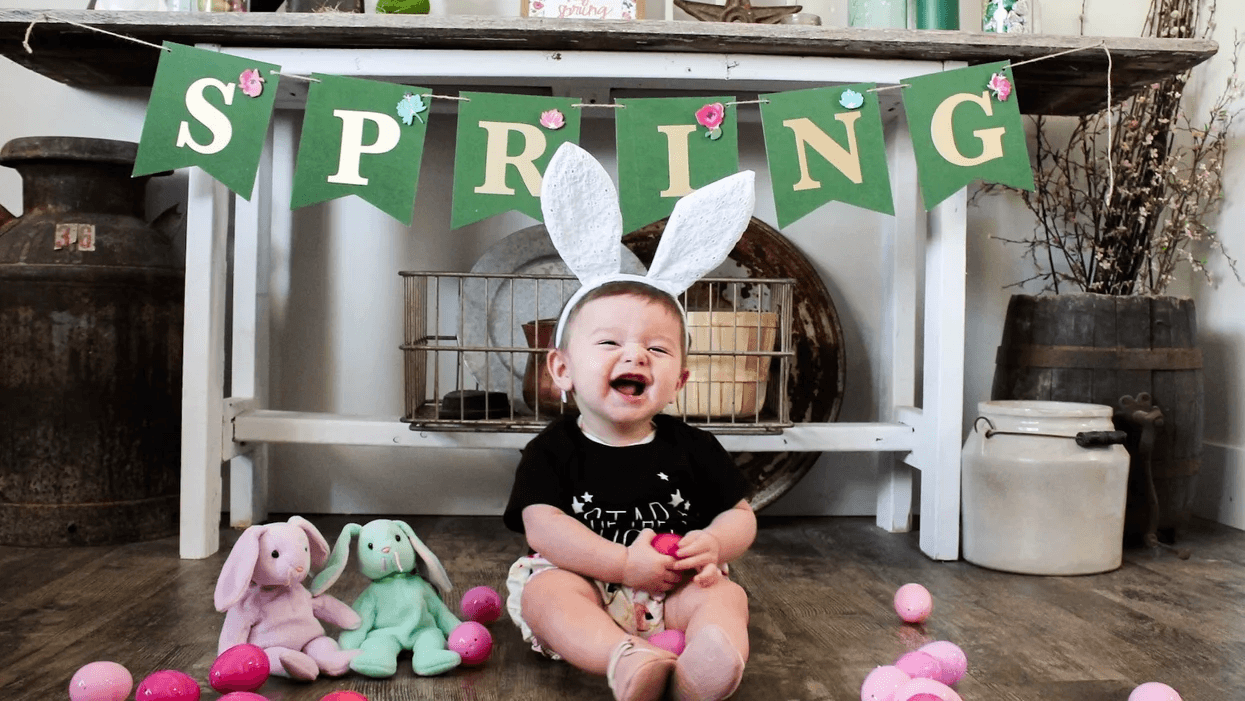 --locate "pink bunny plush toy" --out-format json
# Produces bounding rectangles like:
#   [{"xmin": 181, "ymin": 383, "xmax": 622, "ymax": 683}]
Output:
[{"xmin": 214, "ymin": 515, "xmax": 362, "ymax": 681}]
